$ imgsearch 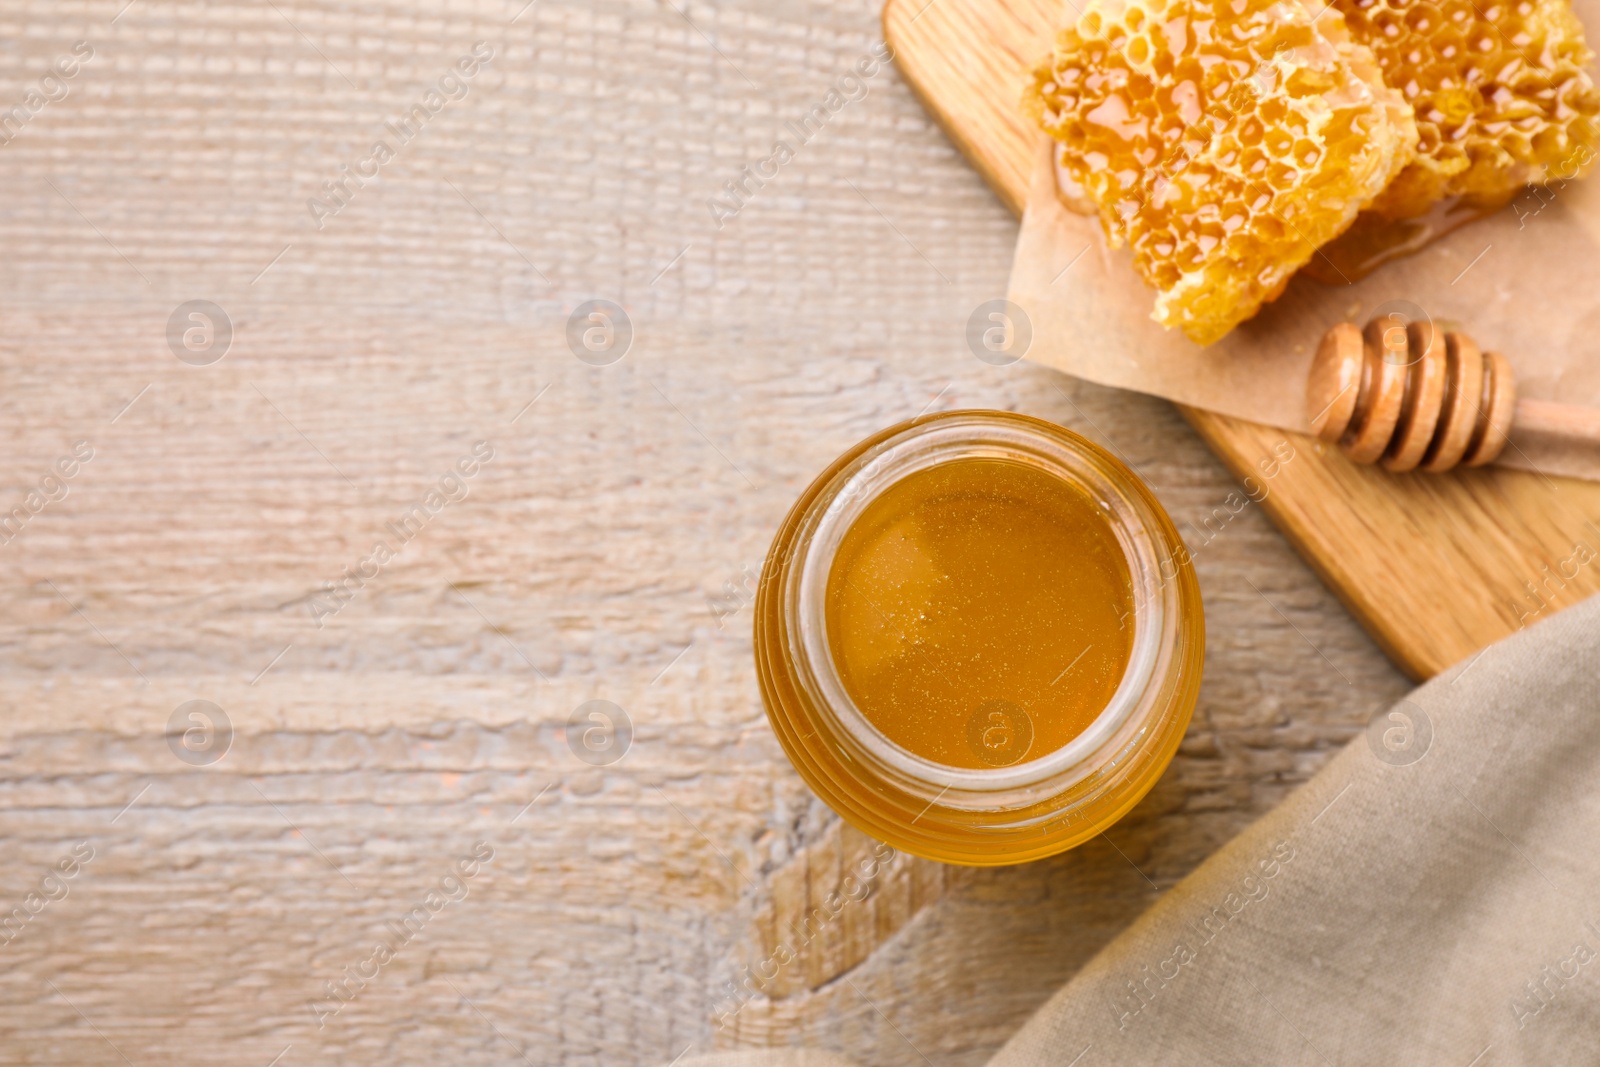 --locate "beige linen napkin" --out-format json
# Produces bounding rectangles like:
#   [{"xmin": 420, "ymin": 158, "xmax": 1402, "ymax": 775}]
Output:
[{"xmin": 690, "ymin": 591, "xmax": 1600, "ymax": 1065}]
